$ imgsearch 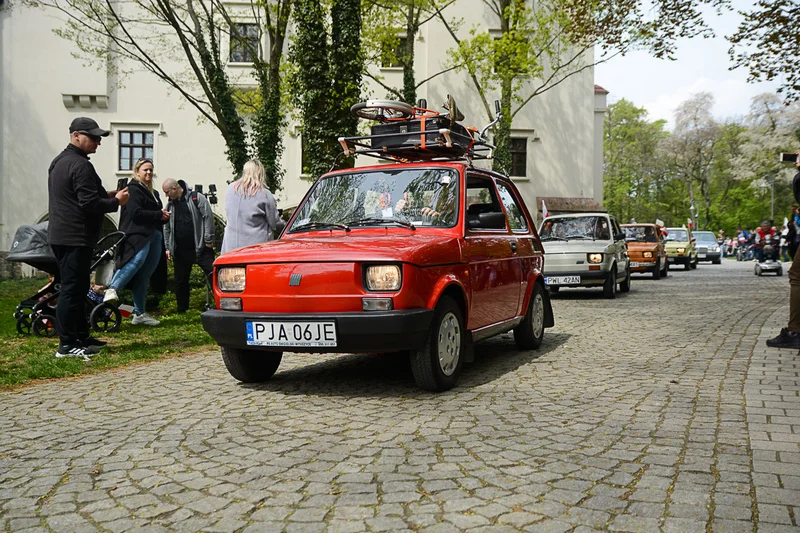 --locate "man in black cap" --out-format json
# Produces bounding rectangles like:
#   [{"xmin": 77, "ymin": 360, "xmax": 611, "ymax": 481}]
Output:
[{"xmin": 48, "ymin": 117, "xmax": 130, "ymax": 358}]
